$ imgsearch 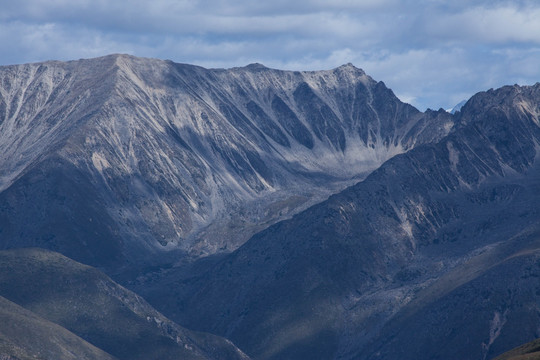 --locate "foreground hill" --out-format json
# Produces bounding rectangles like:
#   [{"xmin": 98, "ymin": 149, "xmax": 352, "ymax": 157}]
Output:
[
  {"xmin": 494, "ymin": 339, "xmax": 540, "ymax": 360},
  {"xmin": 0, "ymin": 54, "xmax": 452, "ymax": 269},
  {"xmin": 0, "ymin": 248, "xmax": 248, "ymax": 360},
  {"xmin": 139, "ymin": 83, "xmax": 540, "ymax": 359},
  {"xmin": 0, "ymin": 295, "xmax": 117, "ymax": 360}
]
